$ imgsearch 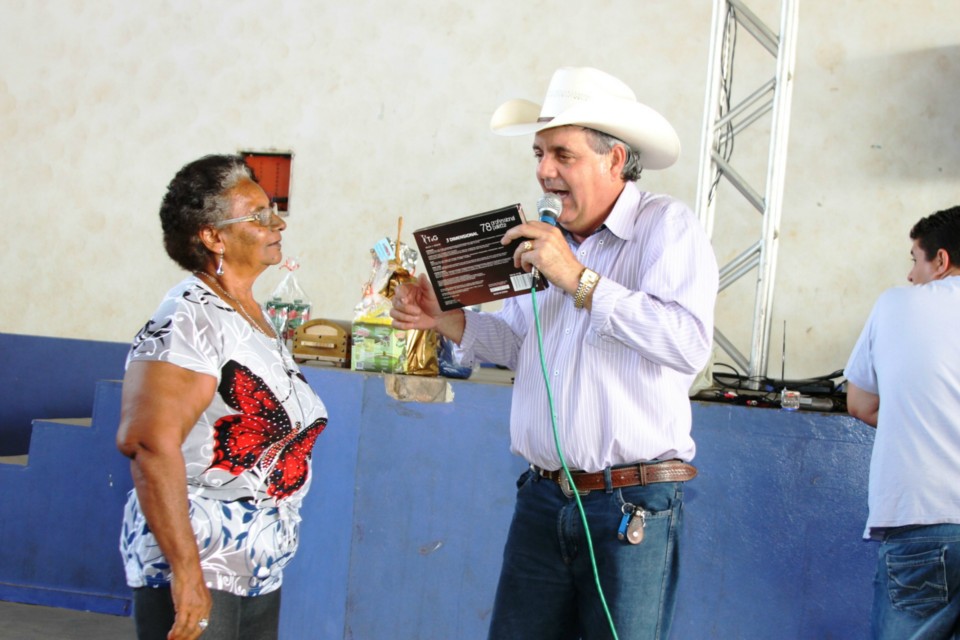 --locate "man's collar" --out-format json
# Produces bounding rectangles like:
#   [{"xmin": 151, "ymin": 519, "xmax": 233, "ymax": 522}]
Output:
[{"xmin": 600, "ymin": 182, "xmax": 640, "ymax": 241}]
